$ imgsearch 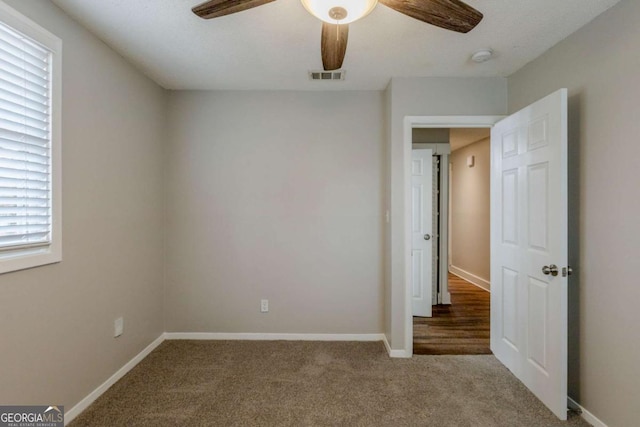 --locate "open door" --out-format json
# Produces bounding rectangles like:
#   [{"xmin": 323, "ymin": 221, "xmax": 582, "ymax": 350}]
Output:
[
  {"xmin": 411, "ymin": 149, "xmax": 433, "ymax": 317},
  {"xmin": 490, "ymin": 89, "xmax": 568, "ymax": 419}
]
